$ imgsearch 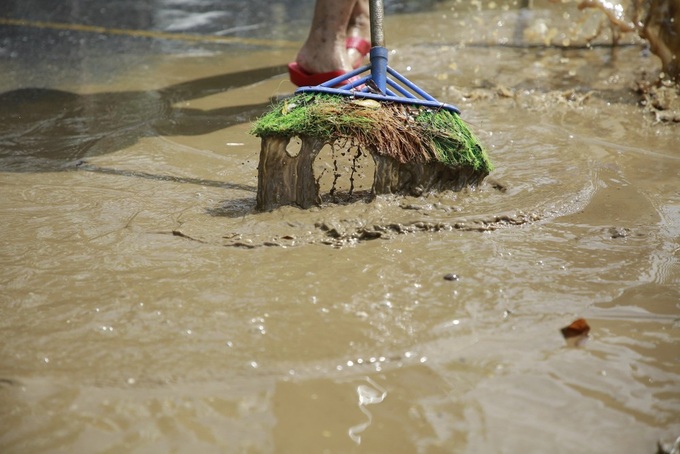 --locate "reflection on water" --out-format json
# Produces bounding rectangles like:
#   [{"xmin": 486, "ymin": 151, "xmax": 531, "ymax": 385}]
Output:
[
  {"xmin": 348, "ymin": 377, "xmax": 388, "ymax": 444},
  {"xmin": 0, "ymin": 66, "xmax": 284, "ymax": 172},
  {"xmin": 1, "ymin": 0, "xmax": 679, "ymax": 453}
]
